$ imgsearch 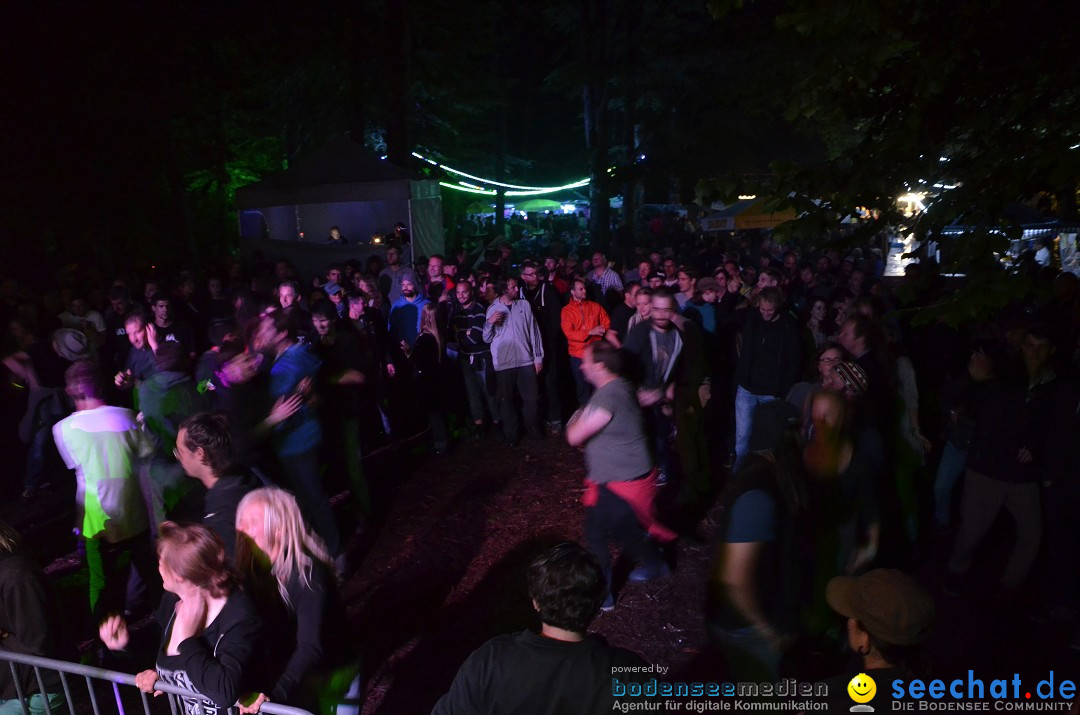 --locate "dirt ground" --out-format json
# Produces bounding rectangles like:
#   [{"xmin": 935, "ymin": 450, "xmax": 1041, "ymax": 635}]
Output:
[{"xmin": 347, "ymin": 435, "xmax": 723, "ymax": 714}]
